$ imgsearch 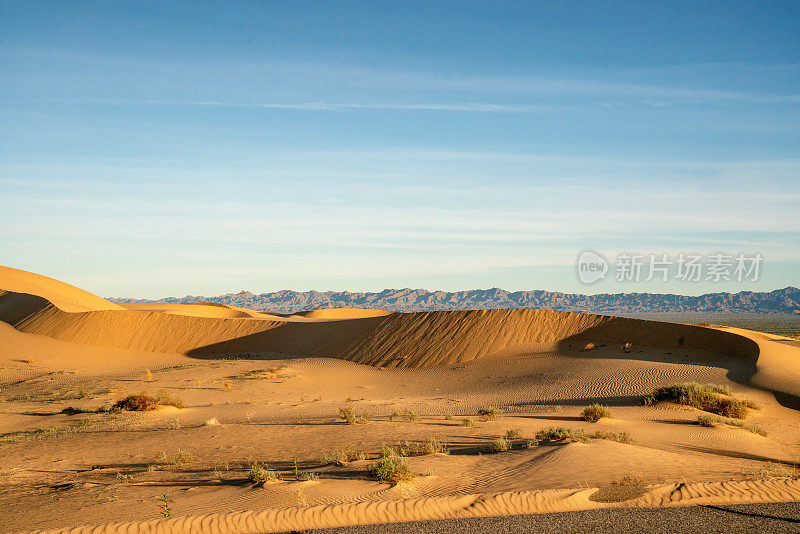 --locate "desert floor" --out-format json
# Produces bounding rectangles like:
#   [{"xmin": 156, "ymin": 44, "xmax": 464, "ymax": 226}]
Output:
[{"xmin": 1, "ymin": 266, "xmax": 800, "ymax": 533}]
